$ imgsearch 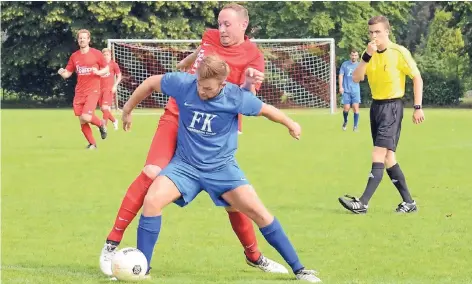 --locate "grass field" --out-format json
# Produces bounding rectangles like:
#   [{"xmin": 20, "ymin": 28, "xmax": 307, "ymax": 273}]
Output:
[{"xmin": 2, "ymin": 108, "xmax": 472, "ymax": 284}]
